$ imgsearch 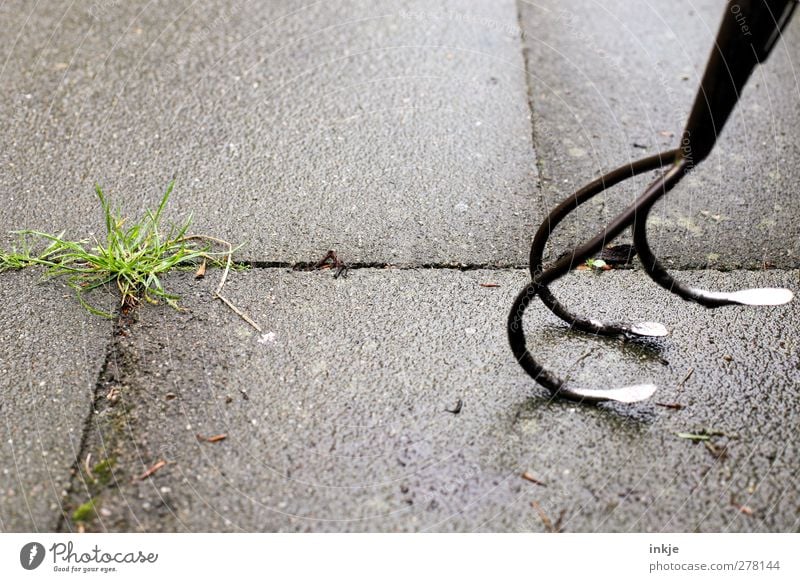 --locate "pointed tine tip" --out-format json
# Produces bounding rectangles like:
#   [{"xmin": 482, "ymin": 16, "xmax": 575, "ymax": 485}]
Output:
[
  {"xmin": 629, "ymin": 321, "xmax": 669, "ymax": 337},
  {"xmin": 606, "ymin": 383, "xmax": 658, "ymax": 403},
  {"xmin": 725, "ymin": 287, "xmax": 794, "ymax": 306},
  {"xmin": 565, "ymin": 383, "xmax": 657, "ymax": 404}
]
